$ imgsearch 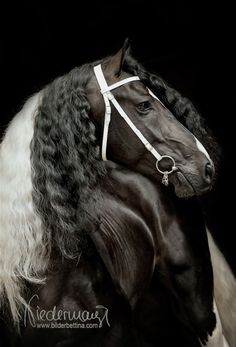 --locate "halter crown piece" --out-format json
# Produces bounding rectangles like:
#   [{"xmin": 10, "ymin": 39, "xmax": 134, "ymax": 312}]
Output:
[{"xmin": 93, "ymin": 64, "xmax": 177, "ymax": 186}]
